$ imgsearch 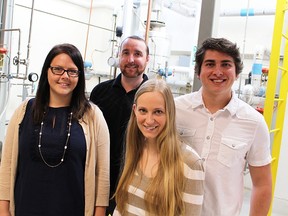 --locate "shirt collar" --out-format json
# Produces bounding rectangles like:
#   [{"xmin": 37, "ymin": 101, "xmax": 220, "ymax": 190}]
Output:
[
  {"xmin": 224, "ymin": 90, "xmax": 238, "ymax": 116},
  {"xmin": 112, "ymin": 73, "xmax": 149, "ymax": 90},
  {"xmin": 112, "ymin": 73, "xmax": 123, "ymax": 88},
  {"xmin": 191, "ymin": 88, "xmax": 204, "ymax": 109},
  {"xmin": 192, "ymin": 87, "xmax": 238, "ymax": 116}
]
